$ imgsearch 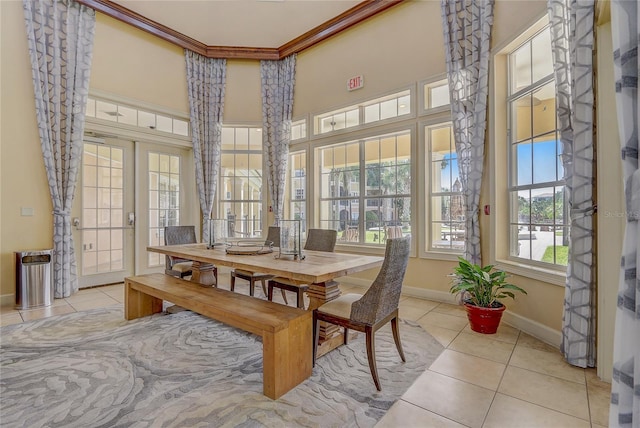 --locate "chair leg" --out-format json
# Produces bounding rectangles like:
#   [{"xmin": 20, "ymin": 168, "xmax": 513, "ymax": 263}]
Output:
[
  {"xmin": 296, "ymin": 290, "xmax": 305, "ymax": 309},
  {"xmin": 230, "ymin": 274, "xmax": 236, "ymax": 292},
  {"xmin": 312, "ymin": 311, "xmax": 320, "ymax": 367},
  {"xmin": 249, "ymin": 278, "xmax": 255, "ymax": 297},
  {"xmin": 280, "ymin": 289, "xmax": 289, "ymax": 305},
  {"xmin": 344, "ymin": 327, "xmax": 349, "ymax": 345},
  {"xmin": 391, "ymin": 316, "xmax": 406, "ymax": 362},
  {"xmin": 260, "ymin": 279, "xmax": 267, "ymax": 297},
  {"xmin": 365, "ymin": 327, "xmax": 381, "ymax": 391},
  {"xmin": 267, "ymin": 282, "xmax": 273, "ymax": 301}
]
